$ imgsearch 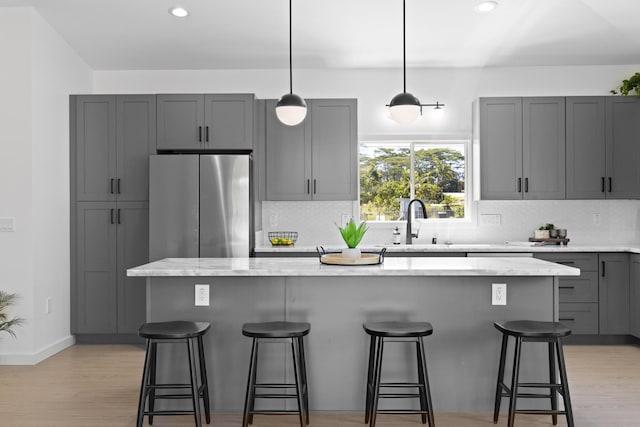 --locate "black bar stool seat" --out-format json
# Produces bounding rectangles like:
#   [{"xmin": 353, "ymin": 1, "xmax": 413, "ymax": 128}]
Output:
[
  {"xmin": 363, "ymin": 321, "xmax": 435, "ymax": 427},
  {"xmin": 493, "ymin": 320, "xmax": 574, "ymax": 427},
  {"xmin": 242, "ymin": 321, "xmax": 311, "ymax": 427},
  {"xmin": 136, "ymin": 321, "xmax": 211, "ymax": 427}
]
